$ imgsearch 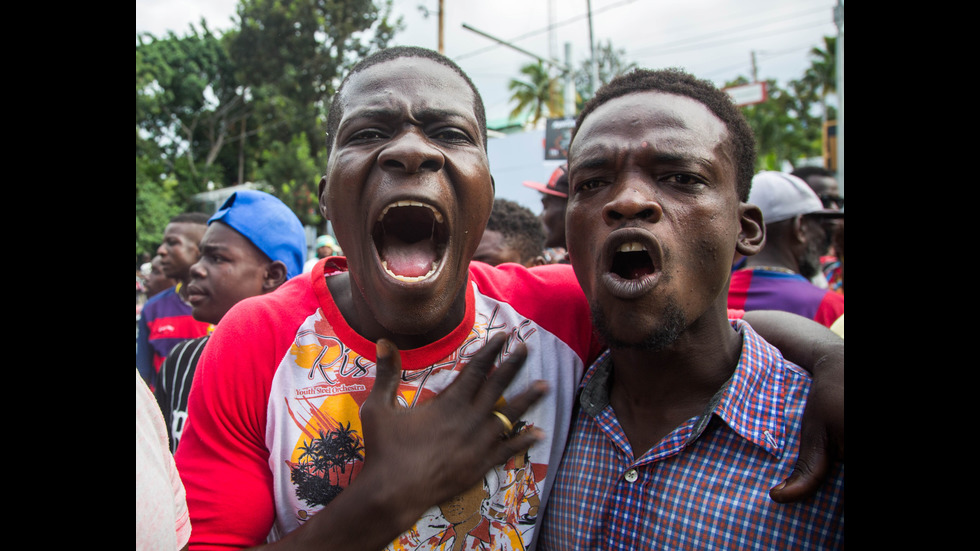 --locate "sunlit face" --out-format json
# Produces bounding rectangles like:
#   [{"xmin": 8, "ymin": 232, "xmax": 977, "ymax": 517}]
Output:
[
  {"xmin": 186, "ymin": 222, "xmax": 271, "ymax": 325},
  {"xmin": 320, "ymin": 57, "xmax": 493, "ymax": 340},
  {"xmin": 566, "ymin": 91, "xmax": 758, "ymax": 349},
  {"xmin": 156, "ymin": 222, "xmax": 206, "ymax": 281}
]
